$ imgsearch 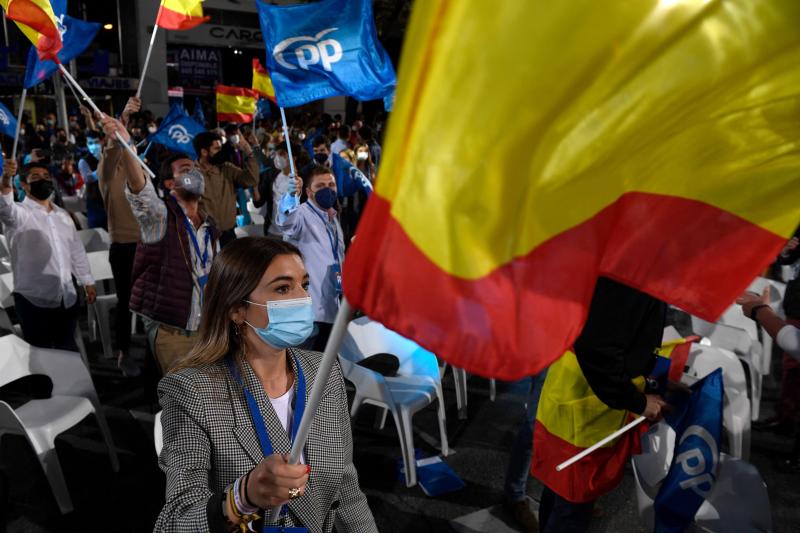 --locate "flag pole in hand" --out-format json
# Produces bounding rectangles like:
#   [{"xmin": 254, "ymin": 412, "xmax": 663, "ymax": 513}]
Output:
[
  {"xmin": 11, "ymin": 88, "xmax": 26, "ymax": 161},
  {"xmin": 279, "ymin": 107, "xmax": 298, "ymax": 179},
  {"xmin": 58, "ymin": 64, "xmax": 155, "ymax": 179}
]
